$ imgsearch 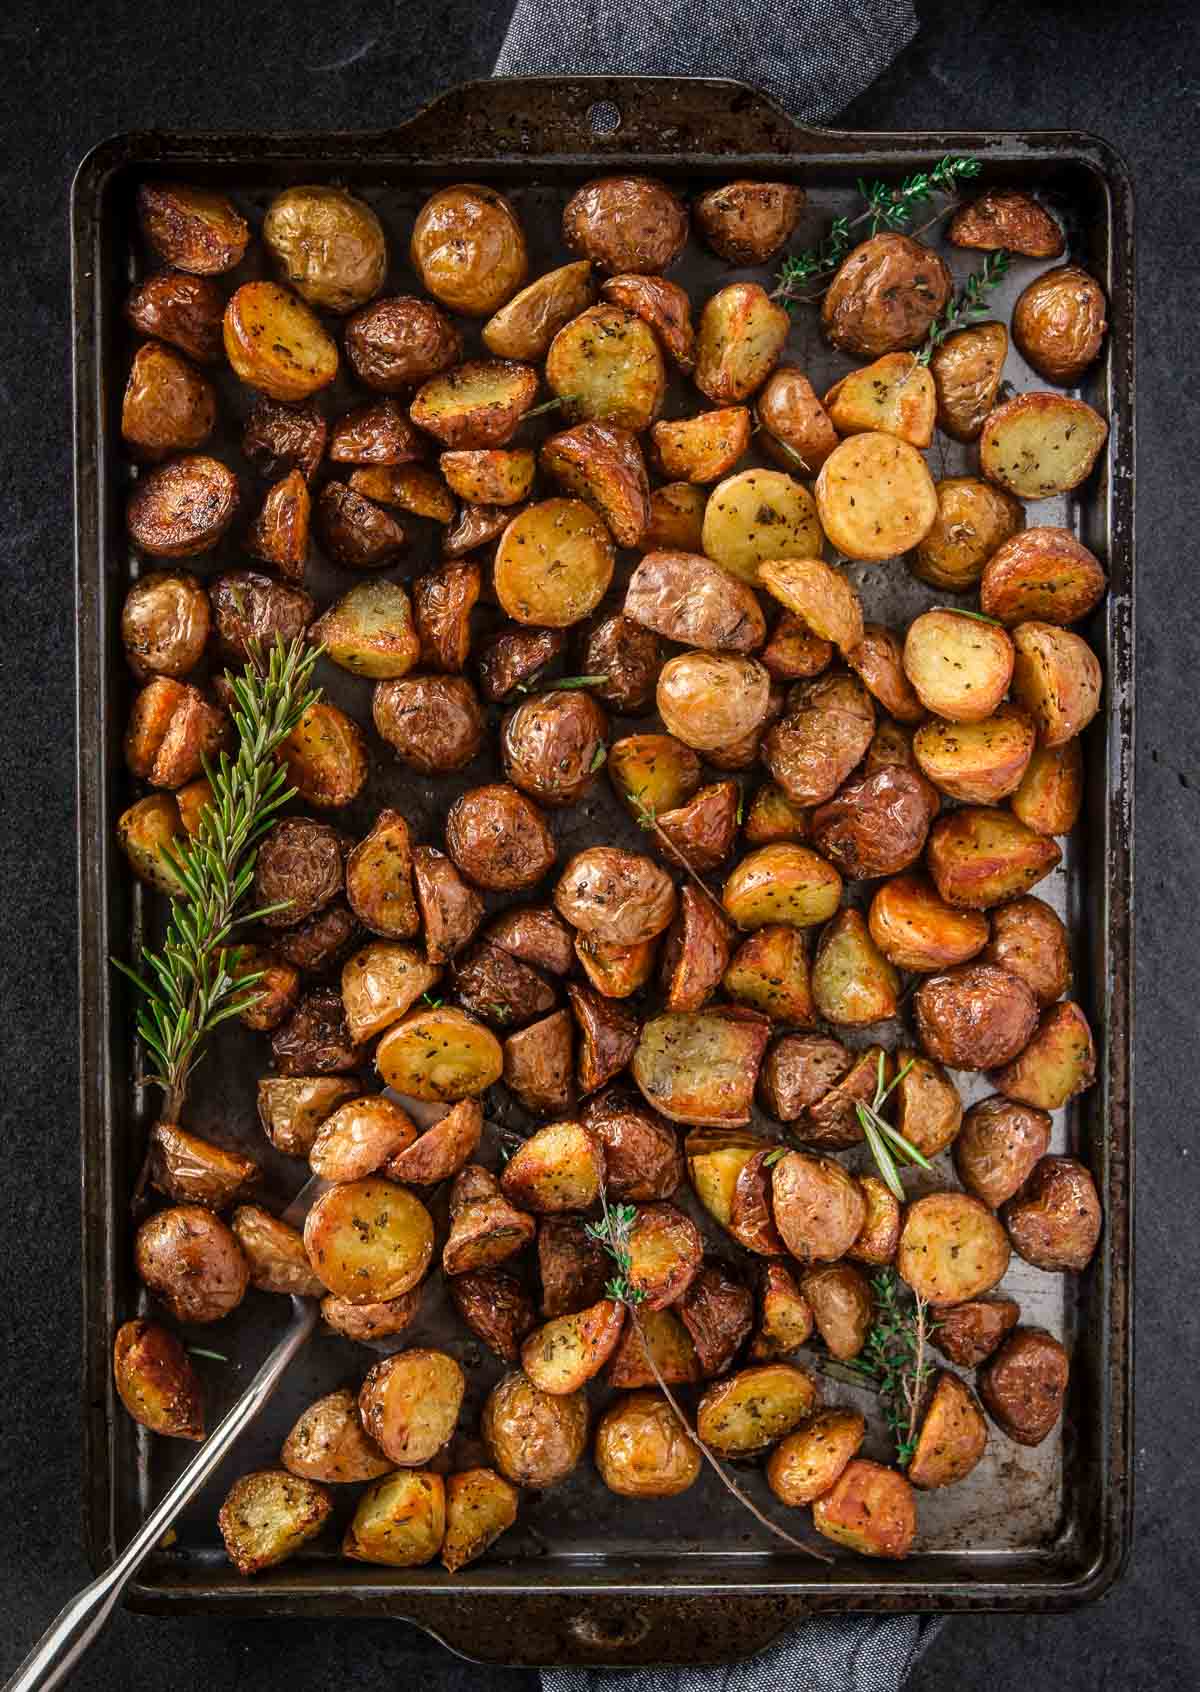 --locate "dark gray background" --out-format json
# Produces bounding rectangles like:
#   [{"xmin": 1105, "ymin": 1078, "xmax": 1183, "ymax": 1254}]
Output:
[{"xmin": 1, "ymin": 0, "xmax": 1195, "ymax": 1687}]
